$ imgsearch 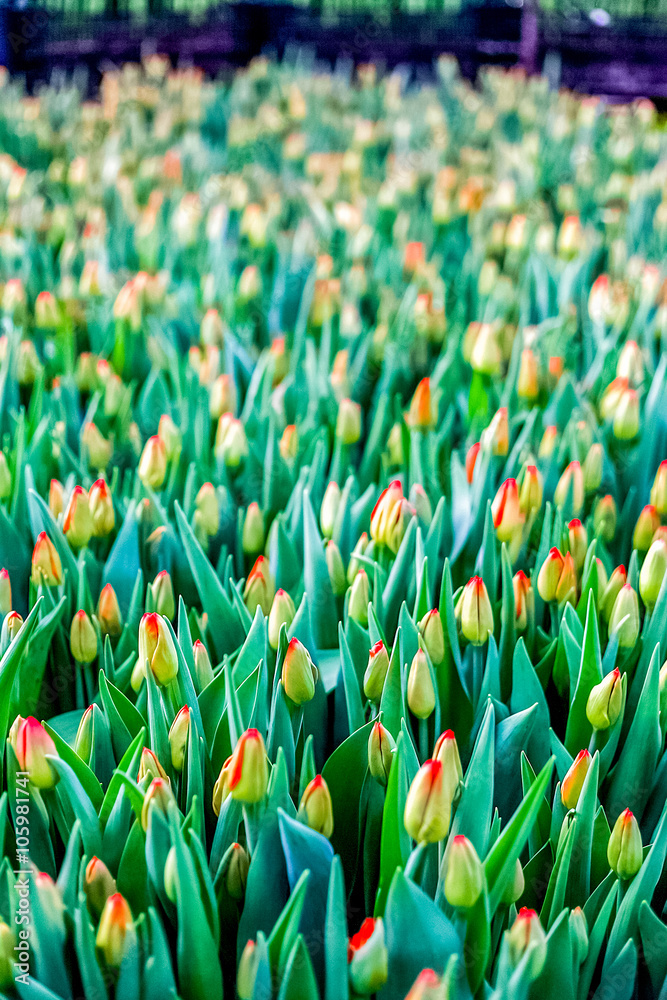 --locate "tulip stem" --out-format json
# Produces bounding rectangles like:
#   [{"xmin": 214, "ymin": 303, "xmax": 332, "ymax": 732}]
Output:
[
  {"xmin": 418, "ymin": 719, "xmax": 429, "ymax": 762},
  {"xmin": 243, "ymin": 802, "xmax": 262, "ymax": 855}
]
